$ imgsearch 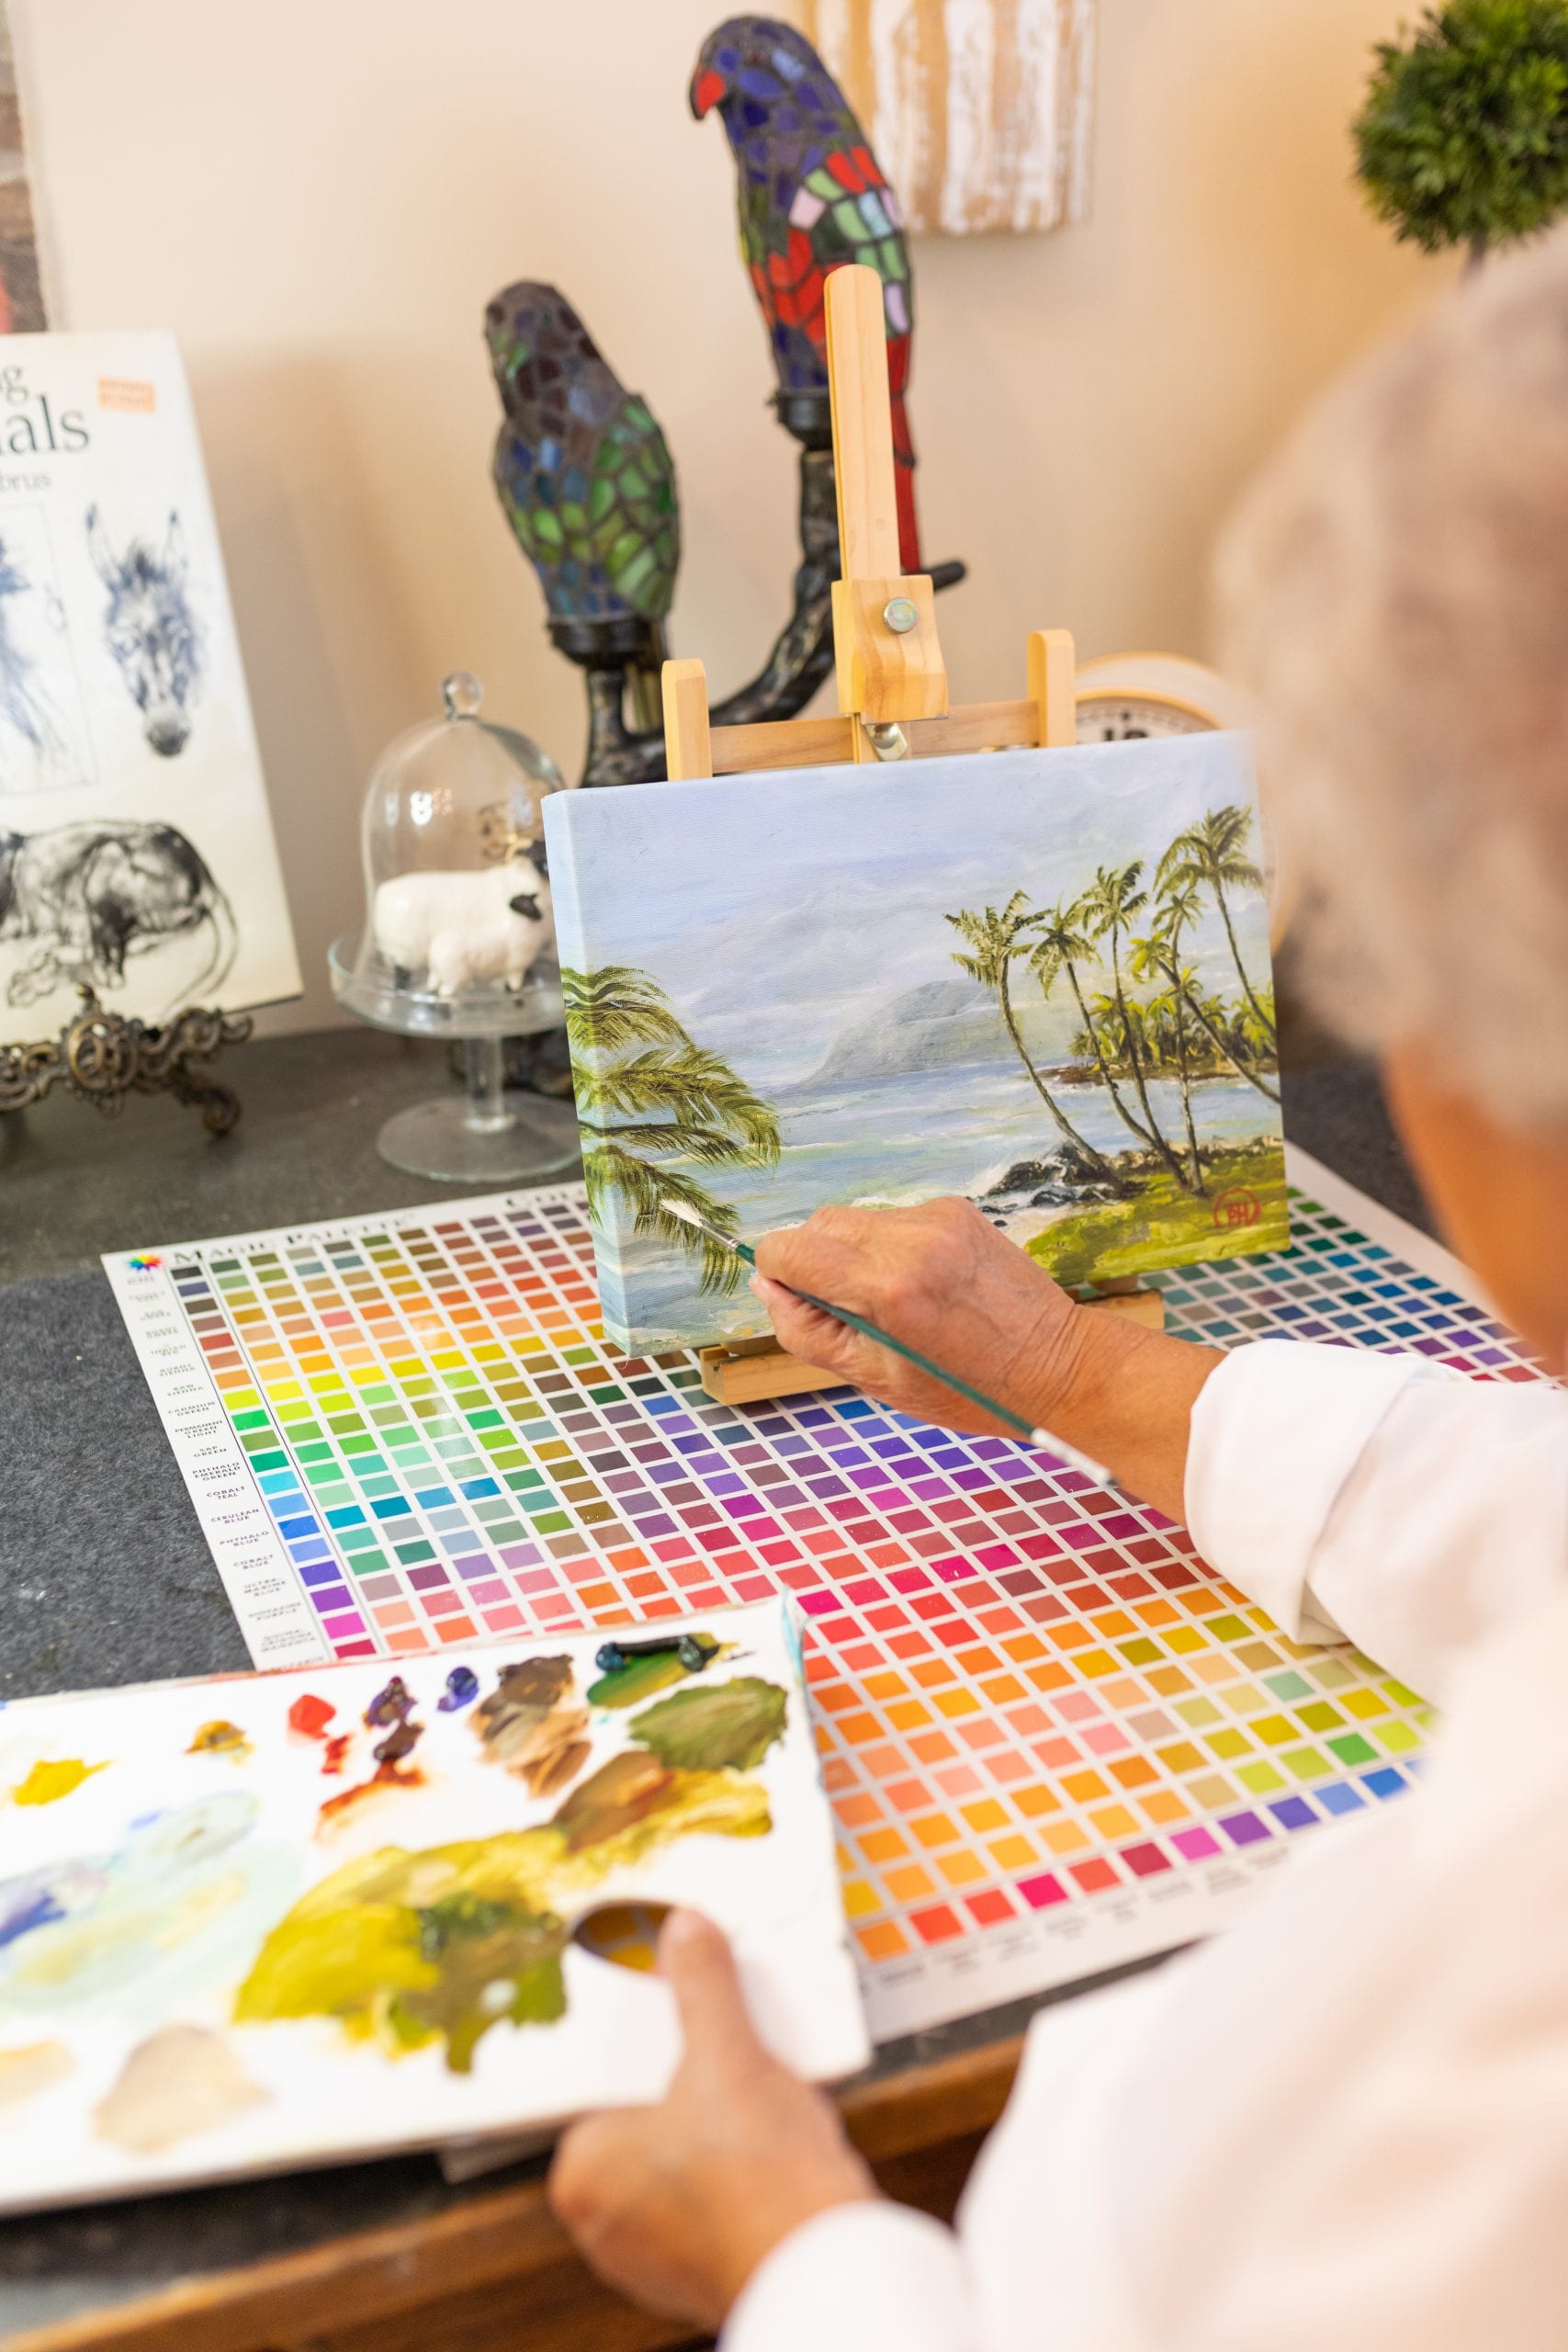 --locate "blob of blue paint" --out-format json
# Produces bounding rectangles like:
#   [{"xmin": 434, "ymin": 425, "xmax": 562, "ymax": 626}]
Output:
[{"xmin": 438, "ymin": 1667, "xmax": 479, "ymax": 1714}]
